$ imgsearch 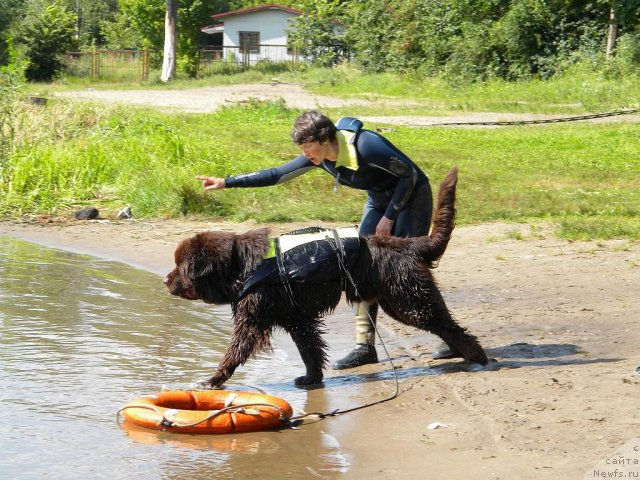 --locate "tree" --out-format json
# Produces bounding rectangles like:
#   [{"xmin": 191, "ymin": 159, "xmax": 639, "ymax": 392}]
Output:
[
  {"xmin": 63, "ymin": 0, "xmax": 118, "ymax": 46},
  {"xmin": 341, "ymin": 0, "xmax": 395, "ymax": 72},
  {"xmin": 161, "ymin": 0, "xmax": 177, "ymax": 81},
  {"xmin": 119, "ymin": 0, "xmax": 229, "ymax": 77},
  {"xmin": 604, "ymin": 0, "xmax": 640, "ymax": 57},
  {"xmin": 287, "ymin": 0, "xmax": 347, "ymax": 67},
  {"xmin": 19, "ymin": 1, "xmax": 77, "ymax": 81},
  {"xmin": 101, "ymin": 11, "xmax": 143, "ymax": 49},
  {"xmin": 0, "ymin": 0, "xmax": 26, "ymax": 66}
]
